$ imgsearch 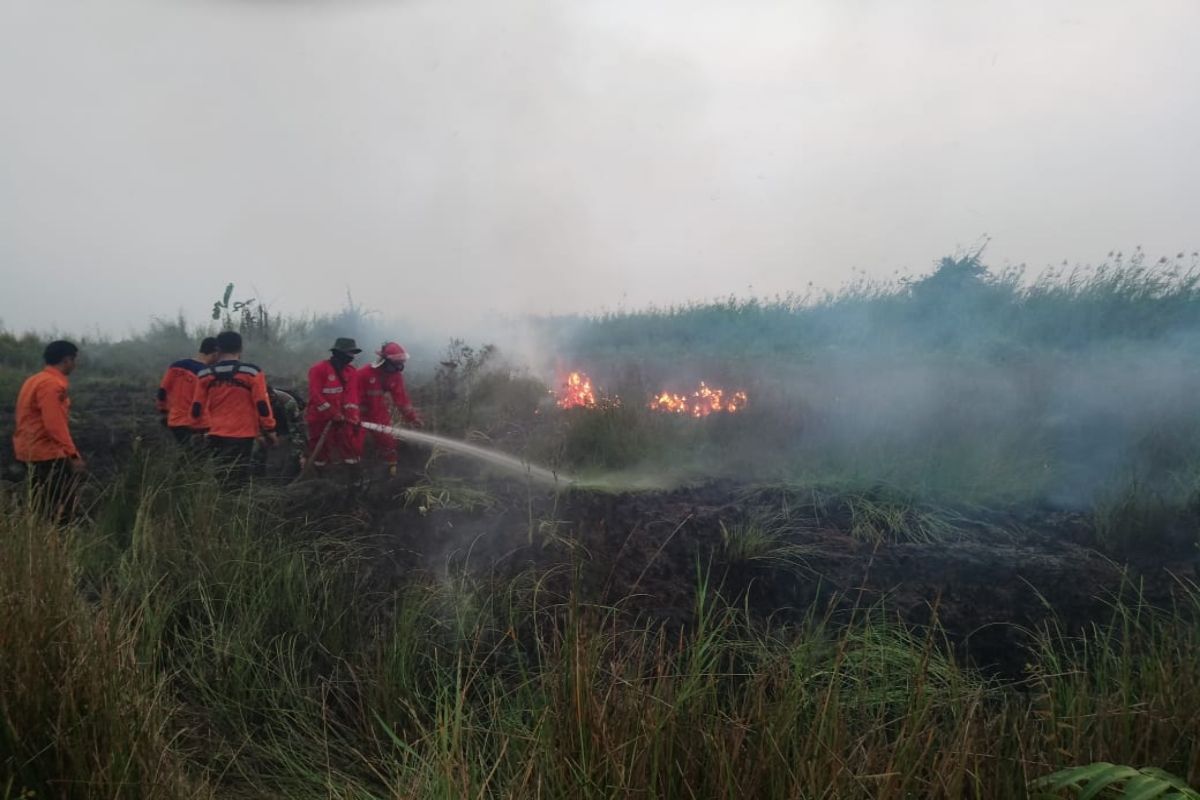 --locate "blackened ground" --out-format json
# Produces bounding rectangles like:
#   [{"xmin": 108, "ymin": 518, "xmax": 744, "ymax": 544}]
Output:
[
  {"xmin": 283, "ymin": 473, "xmax": 1200, "ymax": 679},
  {"xmin": 3, "ymin": 380, "xmax": 1195, "ymax": 678},
  {"xmin": 0, "ymin": 376, "xmax": 155, "ymax": 480}
]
